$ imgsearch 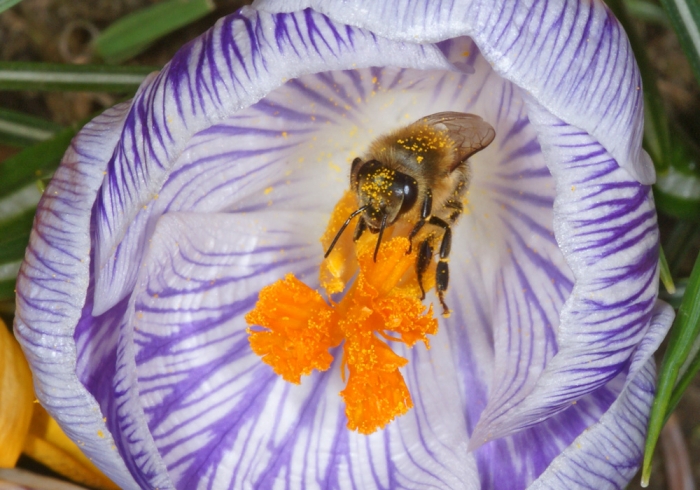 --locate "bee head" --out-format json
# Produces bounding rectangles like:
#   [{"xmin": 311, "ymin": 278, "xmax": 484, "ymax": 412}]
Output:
[{"xmin": 354, "ymin": 159, "xmax": 418, "ymax": 230}]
